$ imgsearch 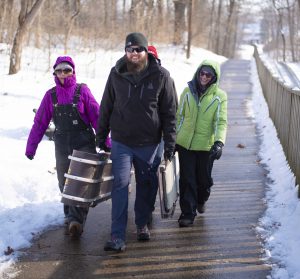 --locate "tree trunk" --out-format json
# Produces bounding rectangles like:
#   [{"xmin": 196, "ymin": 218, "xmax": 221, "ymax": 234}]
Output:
[
  {"xmin": 6, "ymin": 0, "xmax": 15, "ymax": 43},
  {"xmin": 281, "ymin": 29, "xmax": 286, "ymax": 62},
  {"xmin": 157, "ymin": 0, "xmax": 163, "ymax": 25},
  {"xmin": 9, "ymin": 0, "xmax": 46, "ymax": 74},
  {"xmin": 207, "ymin": 0, "xmax": 215, "ymax": 50},
  {"xmin": 104, "ymin": 0, "xmax": 108, "ymax": 30},
  {"xmin": 186, "ymin": 0, "xmax": 193, "ymax": 58},
  {"xmin": 286, "ymin": 0, "xmax": 296, "ymax": 61},
  {"xmin": 145, "ymin": 0, "xmax": 154, "ymax": 39},
  {"xmin": 129, "ymin": 0, "xmax": 139, "ymax": 29},
  {"xmin": 230, "ymin": 13, "xmax": 238, "ymax": 58},
  {"xmin": 0, "ymin": 0, "xmax": 7, "ymax": 42},
  {"xmin": 63, "ymin": 0, "xmax": 81, "ymax": 54},
  {"xmin": 222, "ymin": 0, "xmax": 235, "ymax": 57},
  {"xmin": 111, "ymin": 0, "xmax": 117, "ymax": 34},
  {"xmin": 34, "ymin": 11, "xmax": 41, "ymax": 48},
  {"xmin": 214, "ymin": 0, "xmax": 222, "ymax": 54},
  {"xmin": 0, "ymin": 0, "xmax": 15, "ymax": 43},
  {"xmin": 173, "ymin": 0, "xmax": 186, "ymax": 45}
]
